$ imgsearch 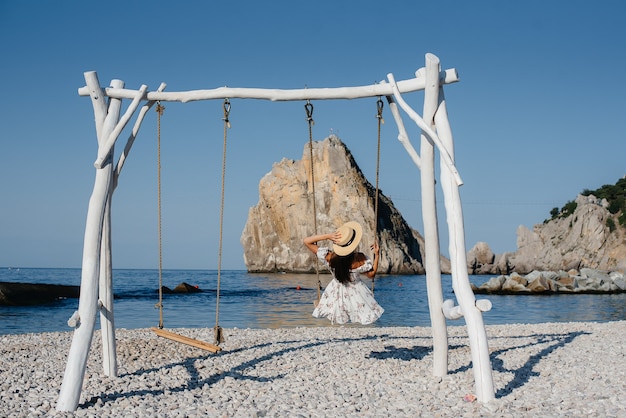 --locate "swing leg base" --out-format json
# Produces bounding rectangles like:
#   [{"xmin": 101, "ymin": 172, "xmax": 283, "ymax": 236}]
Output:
[{"xmin": 151, "ymin": 327, "xmax": 222, "ymax": 353}]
